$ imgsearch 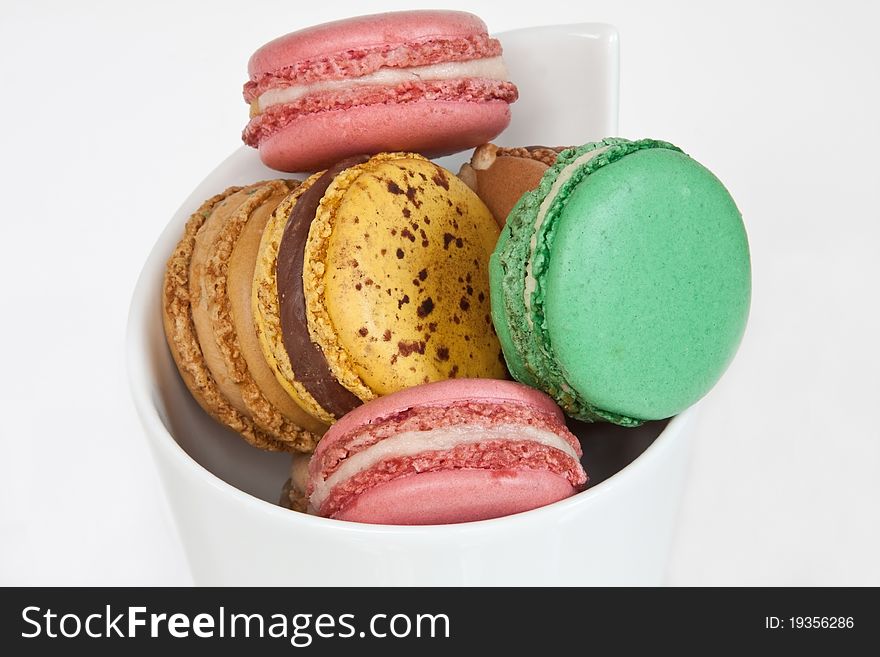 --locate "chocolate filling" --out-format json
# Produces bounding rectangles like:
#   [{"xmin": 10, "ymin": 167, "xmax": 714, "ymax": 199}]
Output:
[{"xmin": 277, "ymin": 156, "xmax": 369, "ymax": 418}]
